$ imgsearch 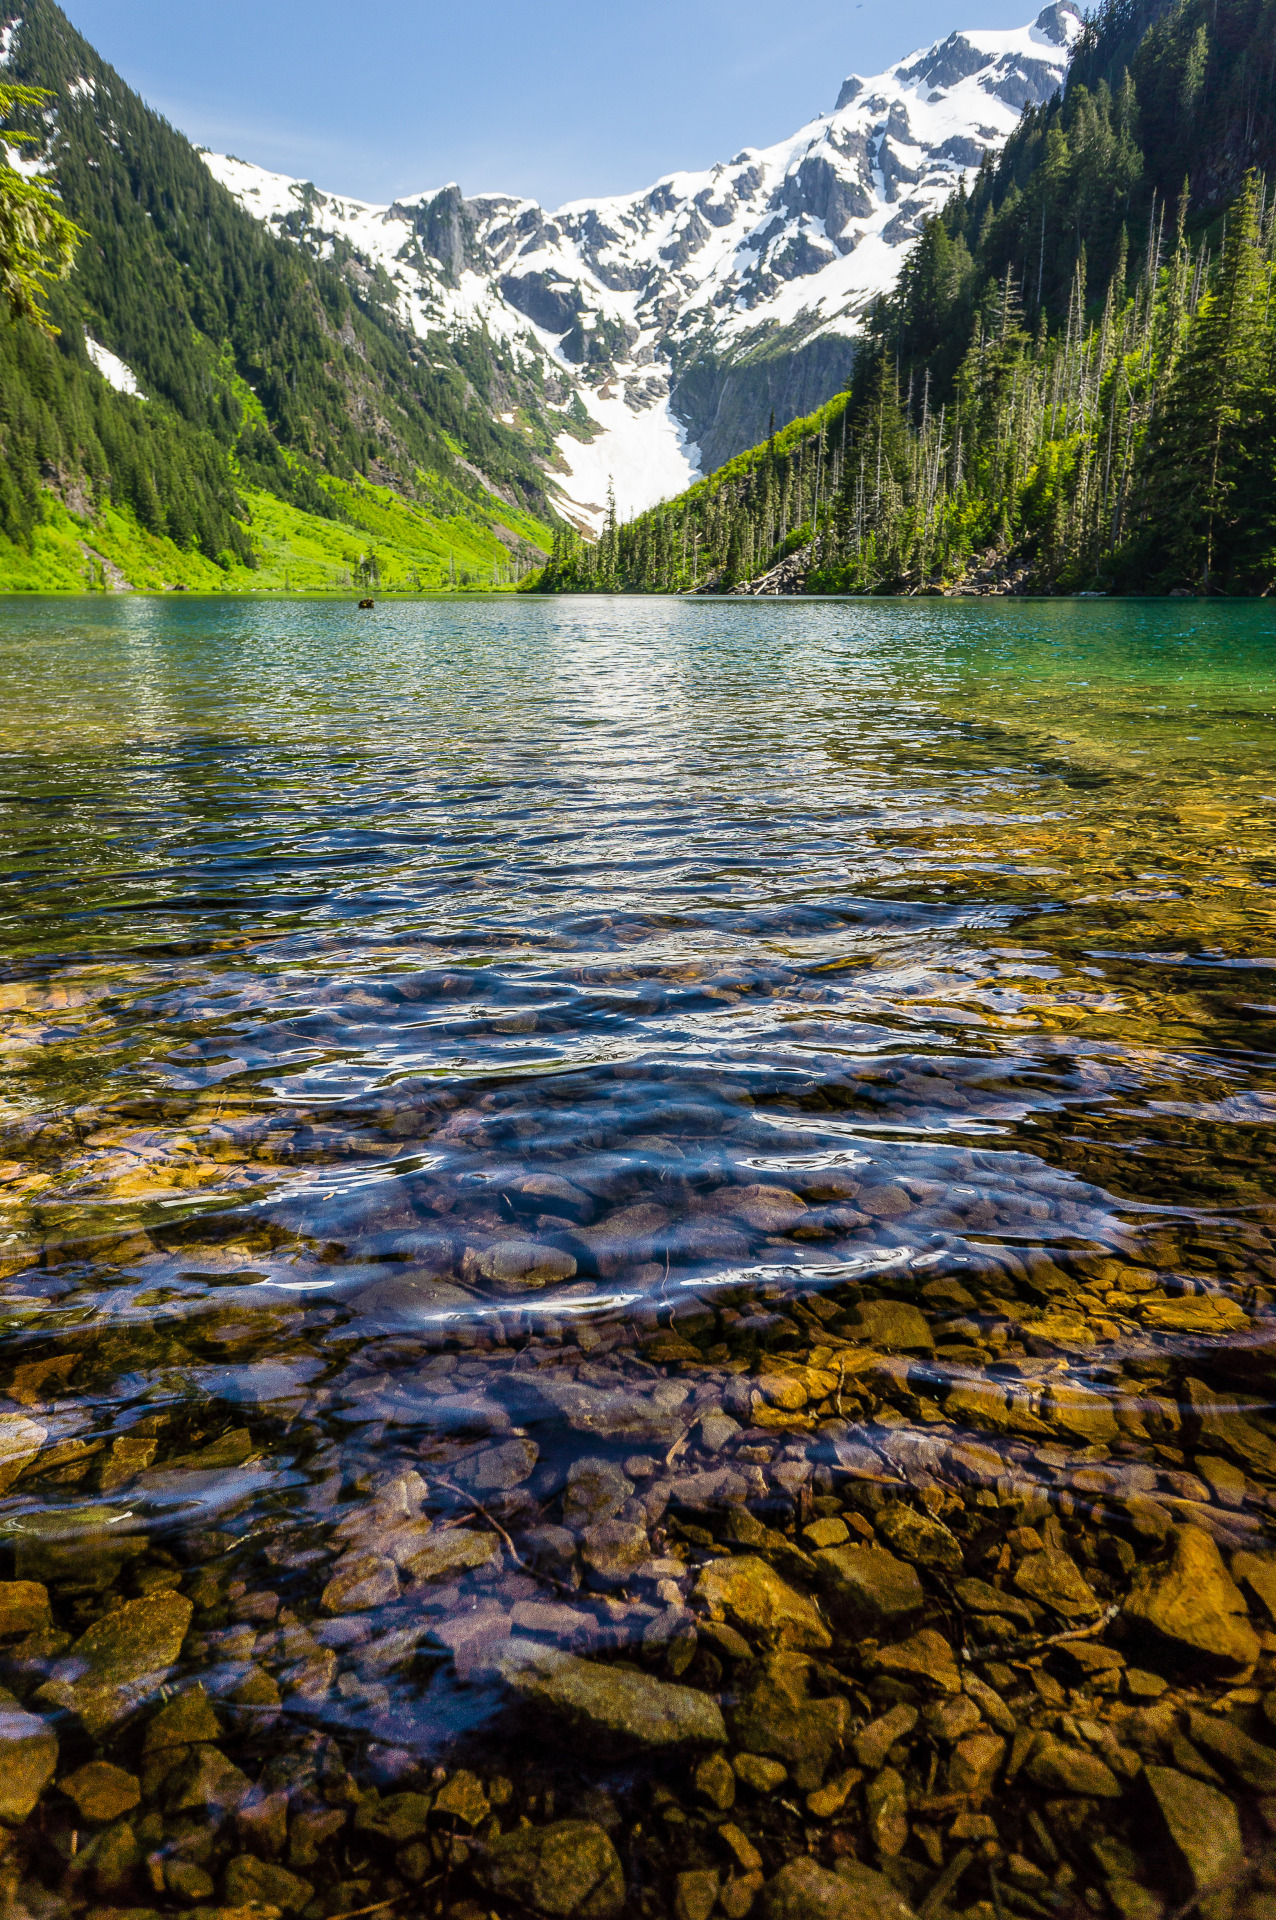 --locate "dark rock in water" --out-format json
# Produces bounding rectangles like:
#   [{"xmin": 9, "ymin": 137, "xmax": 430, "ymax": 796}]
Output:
[
  {"xmin": 1124, "ymin": 1525, "xmax": 1260, "ymax": 1670},
  {"xmin": 354, "ymin": 1790, "xmax": 434, "ymax": 1842},
  {"xmin": 1144, "ymin": 1765, "xmax": 1244, "ymax": 1920},
  {"xmin": 224, "ymin": 1853, "xmax": 314, "ymax": 1913},
  {"xmin": 1185, "ymin": 1708, "xmax": 1276, "ymax": 1790},
  {"xmin": 474, "ymin": 1818, "xmax": 625, "ymax": 1919},
  {"xmin": 320, "ymin": 1551, "xmax": 401, "ymax": 1613},
  {"xmin": 517, "ymin": 1524, "xmax": 580, "ymax": 1586},
  {"xmin": 451, "ymin": 1435, "xmax": 539, "ymax": 1493},
  {"xmin": 1181, "ymin": 1376, "xmax": 1276, "ymax": 1478},
  {"xmin": 498, "ymin": 1644, "xmax": 727, "ymax": 1750},
  {"xmin": 727, "ymin": 1652, "xmax": 847, "ymax": 1790},
  {"xmin": 581, "ymin": 1520, "xmax": 650, "ymax": 1587},
  {"xmin": 478, "ymin": 1241, "xmax": 577, "ymax": 1292},
  {"xmin": 38, "ymin": 1591, "xmax": 193, "ymax": 1738},
  {"xmin": 813, "ymin": 1544, "xmax": 923, "ymax": 1633},
  {"xmin": 353, "ymin": 1275, "xmax": 477, "ymax": 1326},
  {"xmin": 0, "ymin": 1582, "xmax": 50, "ymax": 1639},
  {"xmin": 563, "ymin": 1456, "xmax": 632, "ymax": 1529},
  {"xmin": 759, "ymin": 1855, "xmax": 916, "ymax": 1920},
  {"xmin": 876, "ymin": 1503, "xmax": 962, "ymax": 1576},
  {"xmin": 0, "ymin": 1690, "xmax": 57, "ymax": 1824},
  {"xmin": 848, "ymin": 1301, "xmax": 933, "ymax": 1353},
  {"xmin": 1024, "ymin": 1735, "xmax": 1120, "ymax": 1797},
  {"xmin": 535, "ymin": 1378, "xmax": 688, "ymax": 1446},
  {"xmin": 60, "ymin": 1760, "xmax": 140, "ymax": 1823}
]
